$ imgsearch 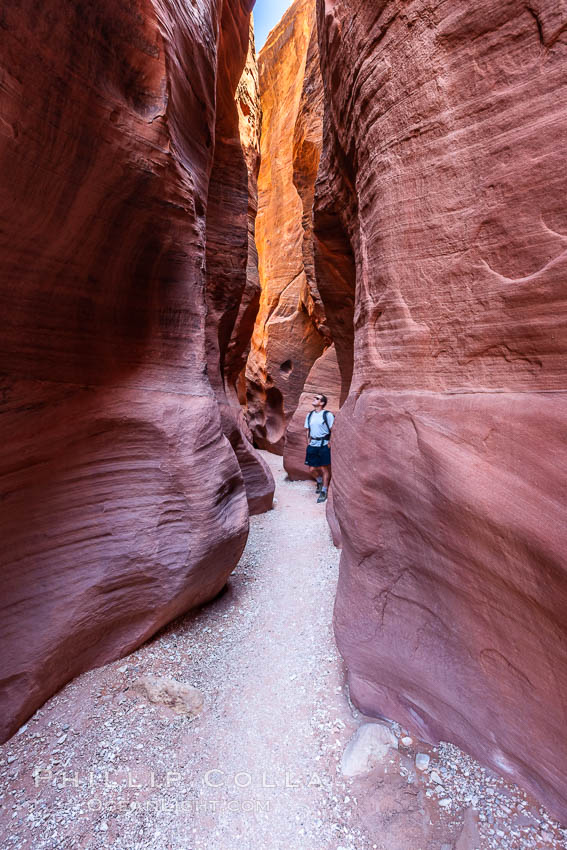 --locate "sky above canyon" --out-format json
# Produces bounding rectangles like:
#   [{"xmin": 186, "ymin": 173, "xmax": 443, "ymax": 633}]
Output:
[{"xmin": 253, "ymin": 0, "xmax": 292, "ymax": 50}]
